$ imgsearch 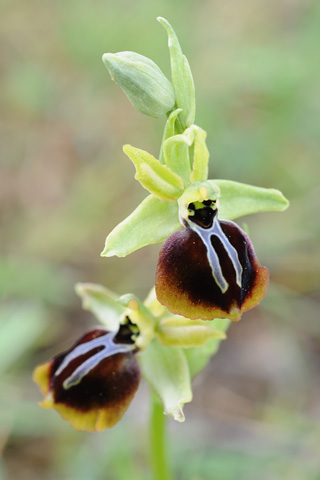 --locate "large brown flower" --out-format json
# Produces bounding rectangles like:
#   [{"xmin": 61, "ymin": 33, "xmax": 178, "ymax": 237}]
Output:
[{"xmin": 155, "ymin": 199, "xmax": 269, "ymax": 321}]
